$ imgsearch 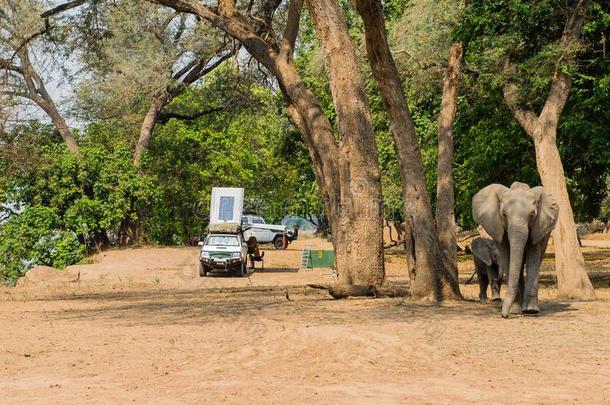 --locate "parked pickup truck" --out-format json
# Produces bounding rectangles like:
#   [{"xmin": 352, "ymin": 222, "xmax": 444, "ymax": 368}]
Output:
[
  {"xmin": 241, "ymin": 214, "xmax": 297, "ymax": 250},
  {"xmin": 198, "ymin": 226, "xmax": 248, "ymax": 277}
]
